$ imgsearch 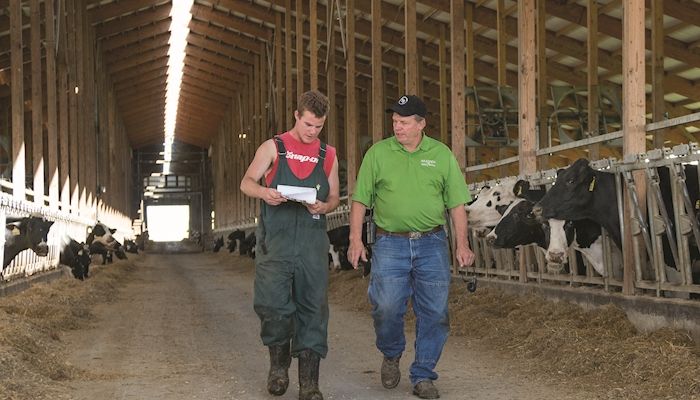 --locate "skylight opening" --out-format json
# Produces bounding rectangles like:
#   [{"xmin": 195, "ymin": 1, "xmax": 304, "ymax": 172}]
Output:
[{"xmin": 163, "ymin": 1, "xmax": 194, "ymax": 175}]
